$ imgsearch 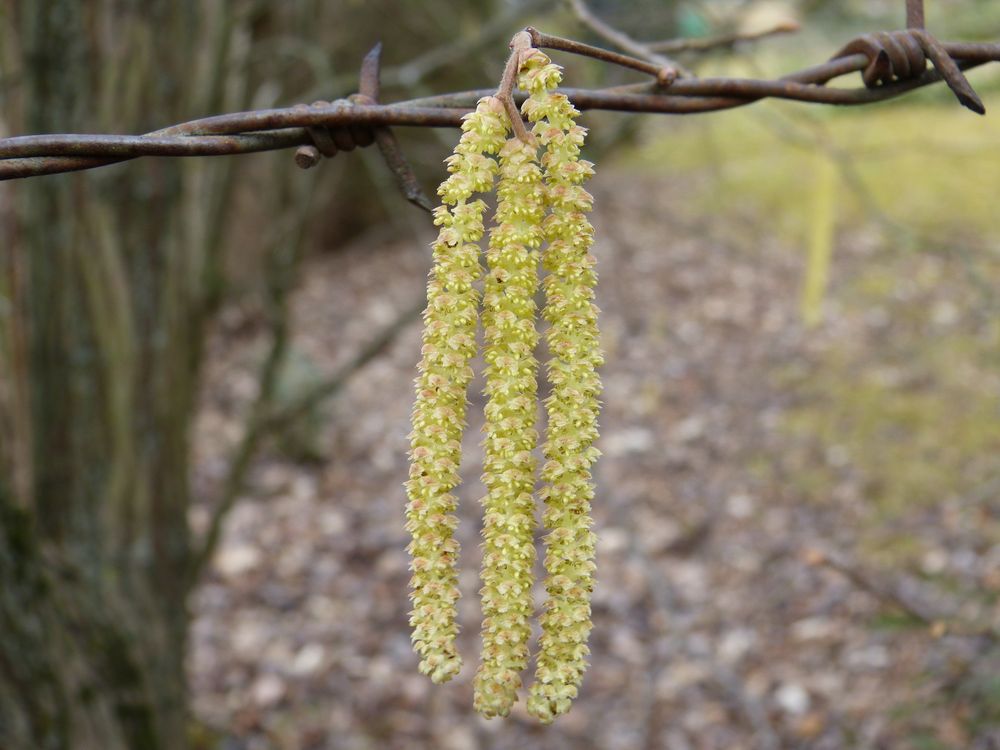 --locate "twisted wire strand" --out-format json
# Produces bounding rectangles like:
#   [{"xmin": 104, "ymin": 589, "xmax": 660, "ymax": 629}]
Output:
[{"xmin": 2, "ymin": 36, "xmax": 998, "ymax": 181}]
